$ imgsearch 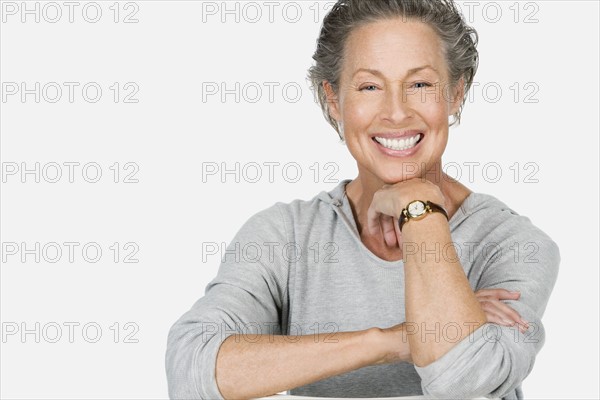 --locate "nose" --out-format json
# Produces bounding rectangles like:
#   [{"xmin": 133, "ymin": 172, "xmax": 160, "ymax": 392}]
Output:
[{"xmin": 380, "ymin": 86, "xmax": 414, "ymax": 124}]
